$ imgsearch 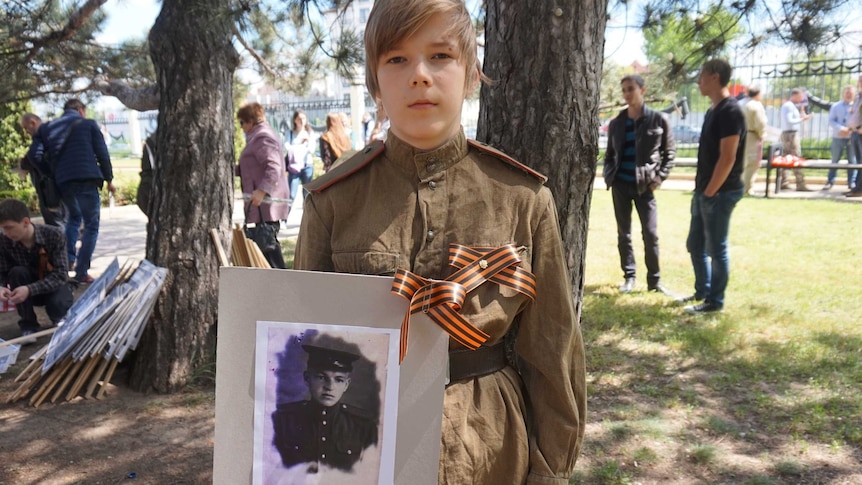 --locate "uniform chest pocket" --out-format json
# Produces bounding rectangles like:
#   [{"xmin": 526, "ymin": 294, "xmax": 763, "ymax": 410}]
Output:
[{"xmin": 332, "ymin": 251, "xmax": 401, "ymax": 275}]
